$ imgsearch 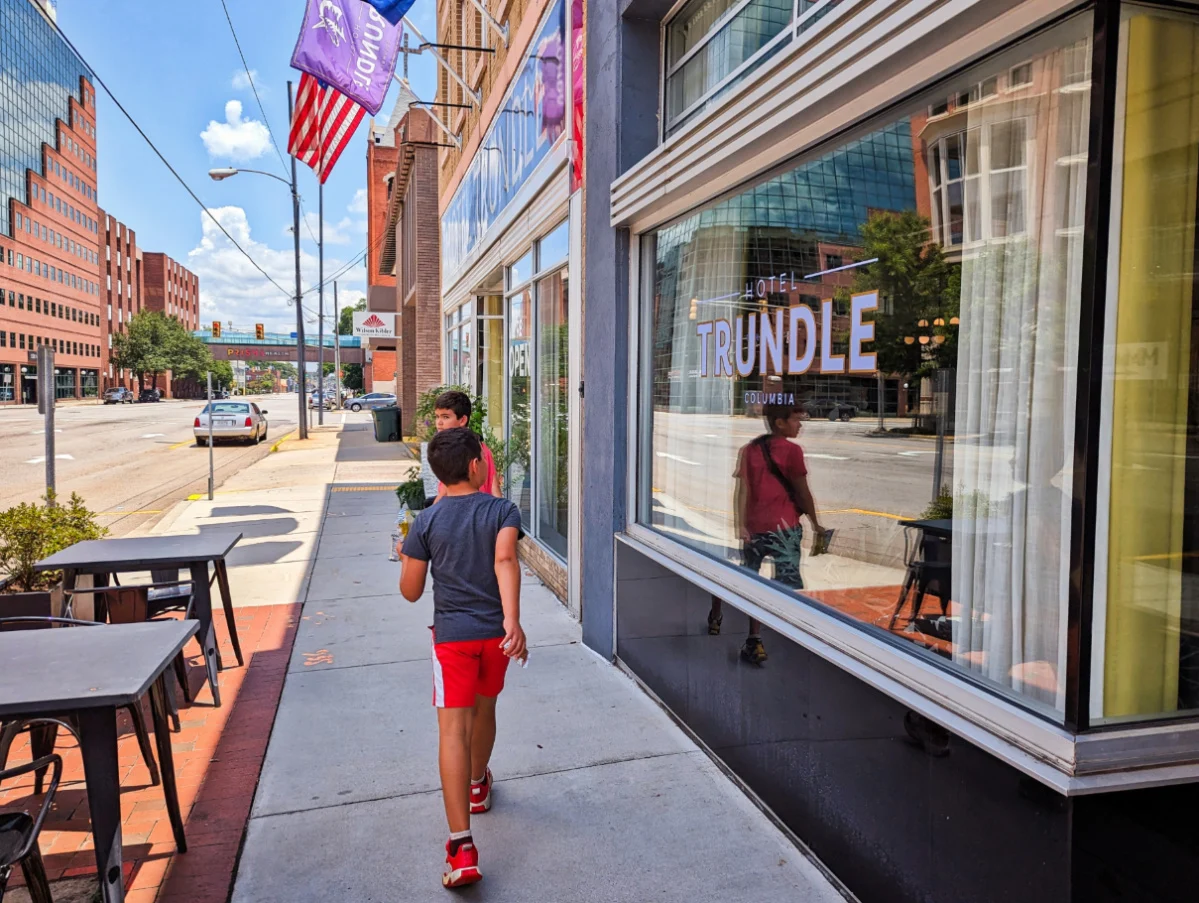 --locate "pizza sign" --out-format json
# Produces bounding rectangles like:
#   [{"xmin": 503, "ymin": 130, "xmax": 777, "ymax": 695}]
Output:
[{"xmin": 353, "ymin": 311, "xmax": 395, "ymax": 338}]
